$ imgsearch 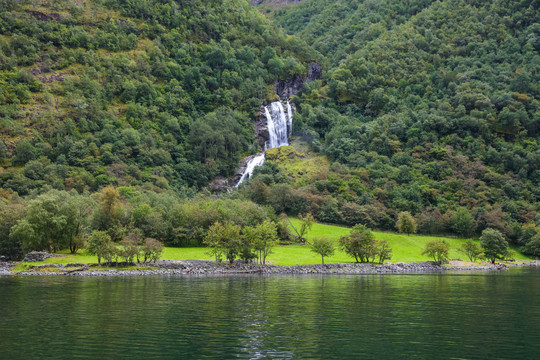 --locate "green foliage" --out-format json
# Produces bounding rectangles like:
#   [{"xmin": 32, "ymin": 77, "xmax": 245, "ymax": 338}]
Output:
[
  {"xmin": 263, "ymin": 0, "xmax": 539, "ymax": 241},
  {"xmin": 13, "ymin": 140, "xmax": 36, "ymax": 166},
  {"xmin": 0, "ymin": 0, "xmax": 313, "ymax": 193},
  {"xmin": 396, "ymin": 212, "xmax": 417, "ymax": 236},
  {"xmin": 142, "ymin": 238, "xmax": 164, "ymax": 263},
  {"xmin": 0, "ymin": 140, "xmax": 7, "ymax": 161},
  {"xmin": 480, "ymin": 228, "xmax": 509, "ymax": 263},
  {"xmin": 459, "ymin": 239, "xmax": 484, "ymax": 262},
  {"xmin": 86, "ymin": 230, "xmax": 111, "ymax": 264},
  {"xmin": 421, "ymin": 240, "xmax": 450, "ymax": 264},
  {"xmin": 288, "ymin": 212, "xmax": 314, "ymax": 243},
  {"xmin": 519, "ymin": 224, "xmax": 539, "ymax": 247},
  {"xmin": 9, "ymin": 190, "xmax": 89, "ymax": 253},
  {"xmin": 204, "ymin": 221, "xmax": 242, "ymax": 264},
  {"xmin": 451, "ymin": 208, "xmax": 475, "ymax": 238},
  {"xmin": 86, "ymin": 230, "xmax": 163, "ymax": 265},
  {"xmin": 188, "ymin": 108, "xmax": 251, "ymax": 176},
  {"xmin": 524, "ymin": 234, "xmax": 540, "ymax": 258},
  {"xmin": 171, "ymin": 198, "xmax": 275, "ymax": 246},
  {"xmin": 243, "ymin": 220, "xmax": 278, "ymax": 264},
  {"xmin": 338, "ymin": 224, "xmax": 375, "ymax": 263},
  {"xmin": 0, "ymin": 202, "xmax": 26, "ymax": 260},
  {"xmin": 310, "ymin": 236, "xmax": 335, "ymax": 264},
  {"xmin": 338, "ymin": 224, "xmax": 393, "ymax": 264}
]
